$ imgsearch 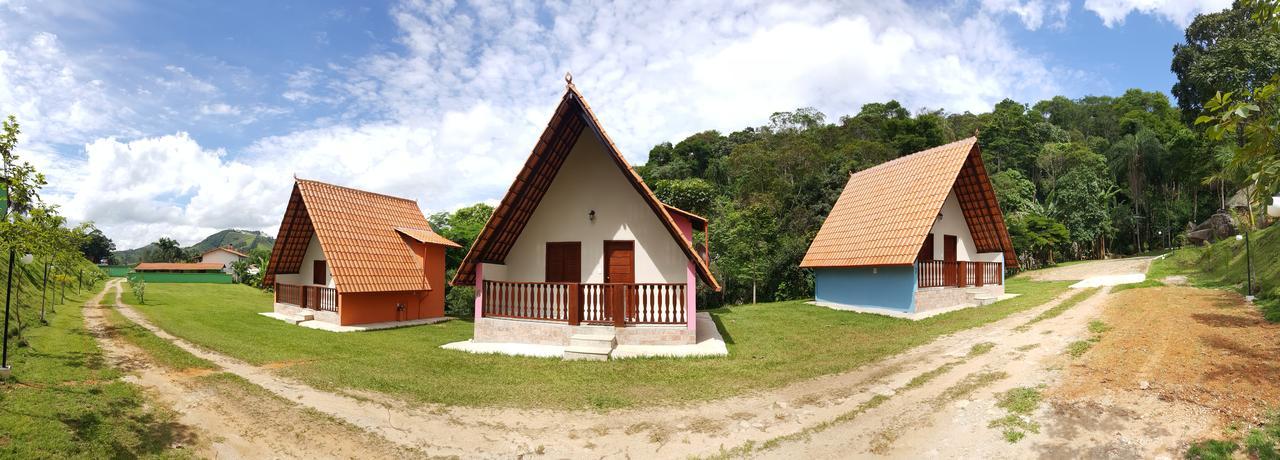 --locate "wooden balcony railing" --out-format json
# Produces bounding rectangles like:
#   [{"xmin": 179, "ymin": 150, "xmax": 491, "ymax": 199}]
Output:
[
  {"xmin": 275, "ymin": 283, "xmax": 338, "ymax": 312},
  {"xmin": 917, "ymin": 261, "xmax": 1003, "ymax": 289},
  {"xmin": 481, "ymin": 280, "xmax": 688, "ymax": 326}
]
